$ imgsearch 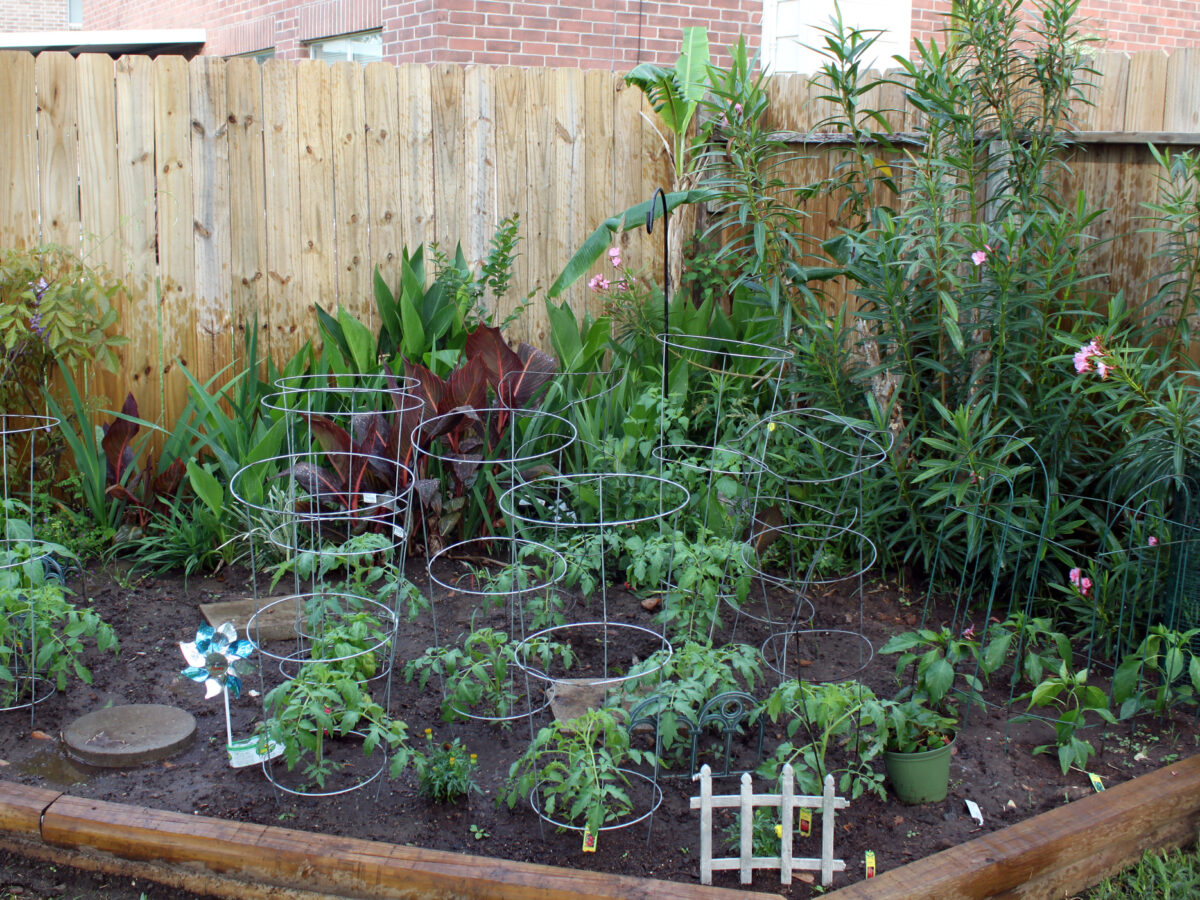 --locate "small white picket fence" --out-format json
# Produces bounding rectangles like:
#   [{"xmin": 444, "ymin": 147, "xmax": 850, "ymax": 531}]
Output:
[{"xmin": 690, "ymin": 763, "xmax": 848, "ymax": 887}]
